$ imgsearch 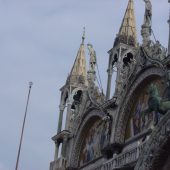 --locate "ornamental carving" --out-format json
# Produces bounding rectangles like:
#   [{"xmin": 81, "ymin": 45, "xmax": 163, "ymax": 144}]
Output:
[
  {"xmin": 142, "ymin": 41, "xmax": 167, "ymax": 68},
  {"xmin": 135, "ymin": 111, "xmax": 170, "ymax": 170}
]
